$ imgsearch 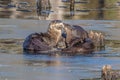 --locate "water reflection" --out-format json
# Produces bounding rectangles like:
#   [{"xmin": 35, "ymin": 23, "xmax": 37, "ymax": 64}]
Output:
[
  {"xmin": 36, "ymin": 0, "xmax": 51, "ymax": 20},
  {"xmin": 0, "ymin": 0, "xmax": 120, "ymax": 20},
  {"xmin": 0, "ymin": 20, "xmax": 120, "ymax": 80},
  {"xmin": 23, "ymin": 54, "xmax": 63, "ymax": 67},
  {"xmin": 0, "ymin": 0, "xmax": 37, "ymax": 19}
]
